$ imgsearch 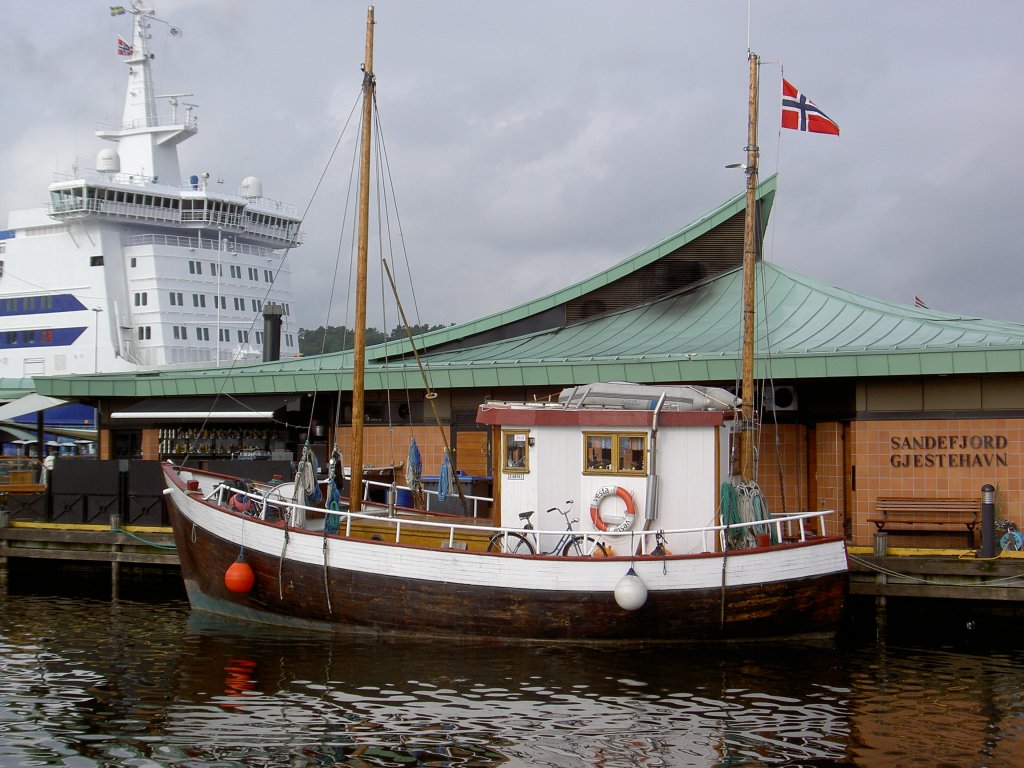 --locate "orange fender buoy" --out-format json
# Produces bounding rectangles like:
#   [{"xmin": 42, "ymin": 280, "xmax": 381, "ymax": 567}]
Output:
[
  {"xmin": 229, "ymin": 493, "xmax": 253, "ymax": 515},
  {"xmin": 225, "ymin": 557, "xmax": 255, "ymax": 593}
]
